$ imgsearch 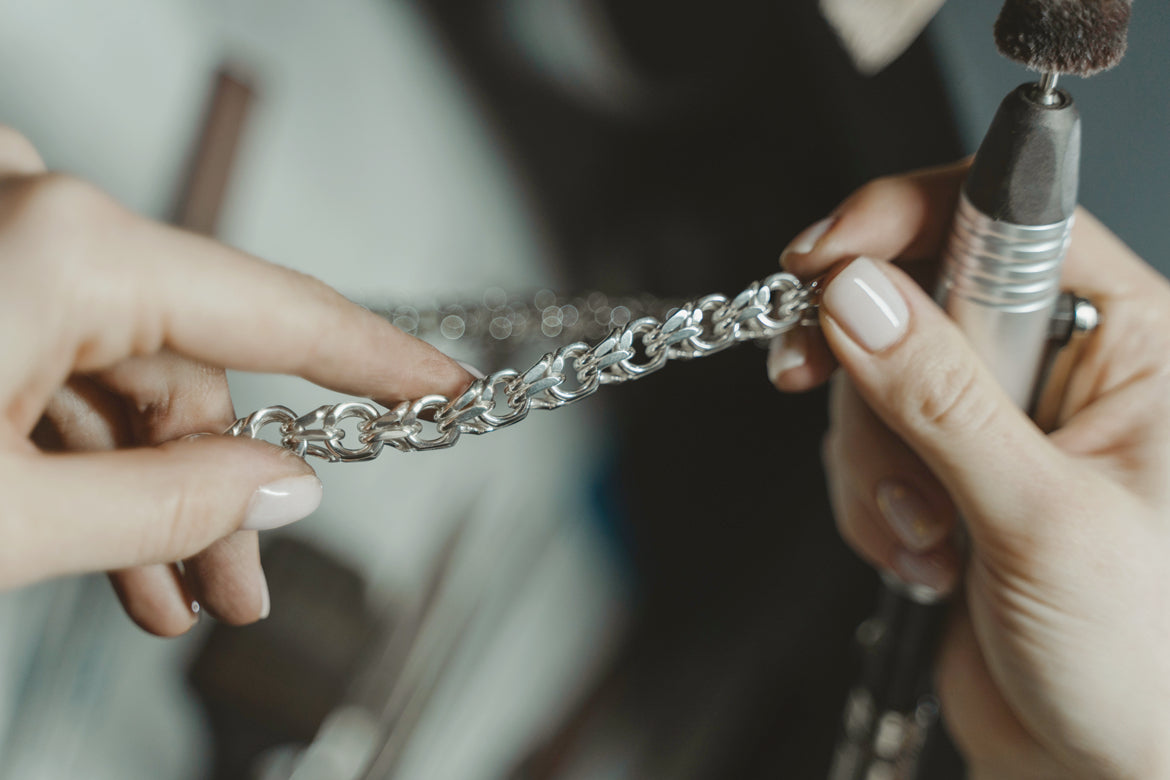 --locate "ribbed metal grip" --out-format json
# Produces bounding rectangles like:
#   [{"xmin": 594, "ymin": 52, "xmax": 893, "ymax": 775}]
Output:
[{"xmin": 936, "ymin": 193, "xmax": 1074, "ymax": 409}]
